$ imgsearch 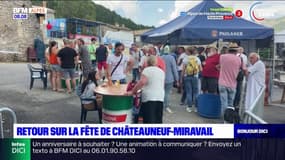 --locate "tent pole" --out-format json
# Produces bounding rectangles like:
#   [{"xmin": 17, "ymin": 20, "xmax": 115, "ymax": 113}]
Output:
[{"xmin": 271, "ymin": 38, "xmax": 276, "ymax": 104}]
